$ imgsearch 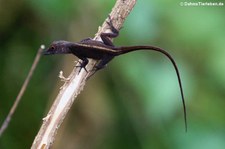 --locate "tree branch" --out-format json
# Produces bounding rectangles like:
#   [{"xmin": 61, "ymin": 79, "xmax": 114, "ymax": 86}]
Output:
[
  {"xmin": 0, "ymin": 45, "xmax": 45, "ymax": 137},
  {"xmin": 31, "ymin": 0, "xmax": 137, "ymax": 148}
]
